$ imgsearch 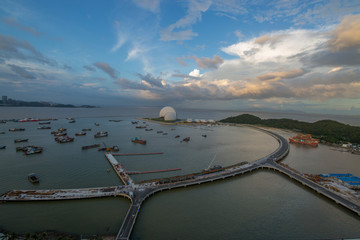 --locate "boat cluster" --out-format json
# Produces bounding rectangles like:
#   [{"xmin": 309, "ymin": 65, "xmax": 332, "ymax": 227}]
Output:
[{"xmin": 16, "ymin": 146, "xmax": 43, "ymax": 155}]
